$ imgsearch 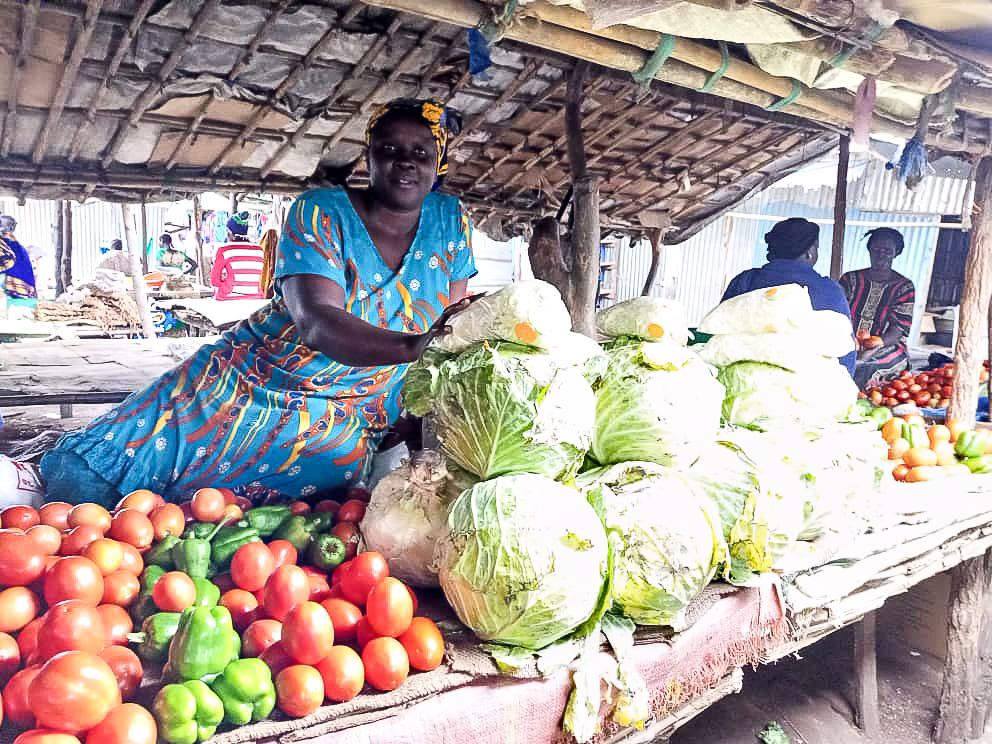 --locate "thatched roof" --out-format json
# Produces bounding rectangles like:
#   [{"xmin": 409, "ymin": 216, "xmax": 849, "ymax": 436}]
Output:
[{"xmin": 1, "ymin": 0, "xmax": 990, "ymax": 242}]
